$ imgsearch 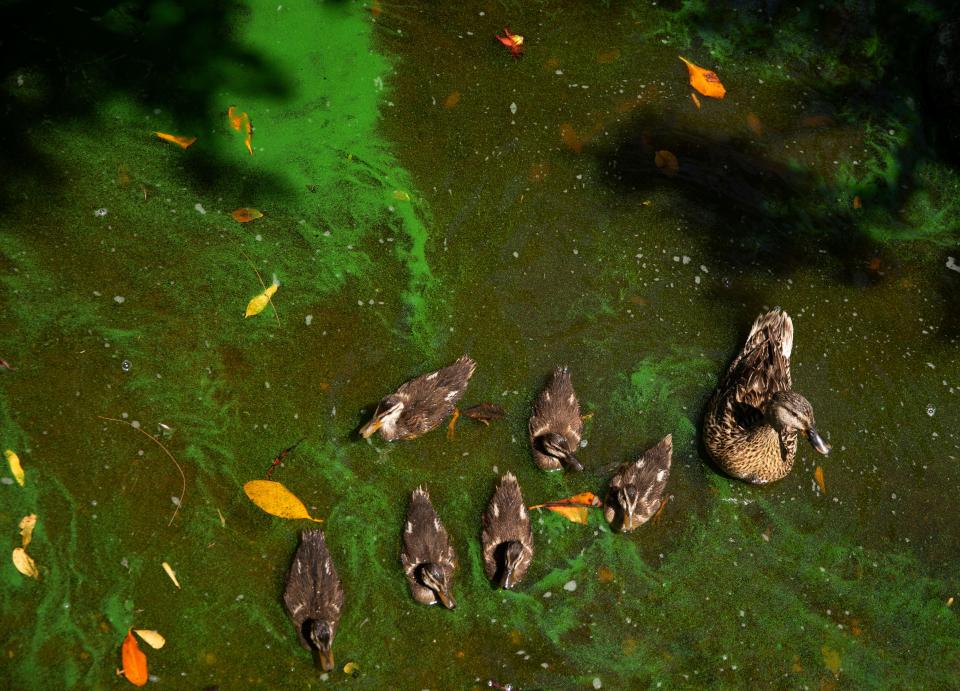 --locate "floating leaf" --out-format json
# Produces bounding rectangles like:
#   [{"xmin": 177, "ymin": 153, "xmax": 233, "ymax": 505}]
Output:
[
  {"xmin": 529, "ymin": 492, "xmax": 602, "ymax": 524},
  {"xmin": 121, "ymin": 630, "xmax": 149, "ymax": 687},
  {"xmin": 5, "ymin": 449, "xmax": 24, "ymax": 486},
  {"xmin": 852, "ymin": 195, "xmax": 862, "ymax": 209},
  {"xmin": 12, "ymin": 547, "xmax": 39, "ymax": 579},
  {"xmin": 244, "ymin": 117, "xmax": 254, "ymax": 156},
  {"xmin": 231, "ymin": 208, "xmax": 263, "ymax": 223},
  {"xmin": 392, "ymin": 189, "xmax": 411, "ymax": 202},
  {"xmin": 559, "ymin": 123, "xmax": 582, "ymax": 153},
  {"xmin": 654, "ymin": 150, "xmax": 679, "ymax": 176},
  {"xmin": 651, "ymin": 494, "xmax": 670, "ymax": 525},
  {"xmin": 217, "ymin": 508, "xmax": 226, "ymax": 527},
  {"xmin": 597, "ymin": 566, "xmax": 615, "ymax": 583},
  {"xmin": 245, "ymin": 277, "xmax": 280, "ymax": 318},
  {"xmin": 243, "ymin": 480, "xmax": 324, "ymax": 522},
  {"xmin": 597, "ymin": 48, "xmax": 620, "ymax": 64},
  {"xmin": 154, "ymin": 132, "xmax": 196, "ymax": 149},
  {"xmin": 746, "ymin": 112, "xmax": 763, "ymax": 136},
  {"xmin": 162, "ymin": 561, "xmax": 181, "ymax": 589},
  {"xmin": 678, "ymin": 56, "xmax": 726, "ymax": 99},
  {"xmin": 443, "ymin": 91, "xmax": 461, "ymax": 108},
  {"xmin": 134, "ymin": 629, "xmax": 166, "ymax": 650},
  {"xmin": 821, "ymin": 644, "xmax": 841, "ymax": 675},
  {"xmin": 19, "ymin": 514, "xmax": 36, "ymax": 548},
  {"xmin": 814, "ymin": 466, "xmax": 827, "ymax": 494},
  {"xmin": 463, "ymin": 403, "xmax": 506, "ymax": 425},
  {"xmin": 690, "ymin": 92, "xmax": 701, "ymax": 109},
  {"xmin": 343, "ymin": 661, "xmax": 360, "ymax": 676},
  {"xmin": 227, "ymin": 106, "xmax": 244, "ymax": 131}
]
